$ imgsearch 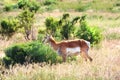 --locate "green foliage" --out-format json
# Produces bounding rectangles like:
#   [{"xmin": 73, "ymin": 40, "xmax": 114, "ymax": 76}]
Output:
[
  {"xmin": 3, "ymin": 4, "xmax": 13, "ymax": 11},
  {"xmin": 17, "ymin": 0, "xmax": 40, "ymax": 12},
  {"xmin": 45, "ymin": 13, "xmax": 78, "ymax": 40},
  {"xmin": 3, "ymin": 3, "xmax": 18, "ymax": 12},
  {"xmin": 76, "ymin": 20, "xmax": 103, "ymax": 45},
  {"xmin": 0, "ymin": 17, "xmax": 19, "ymax": 38},
  {"xmin": 17, "ymin": 0, "xmax": 27, "ymax": 9},
  {"xmin": 45, "ymin": 17, "xmax": 59, "ymax": 35},
  {"xmin": 38, "ymin": 28, "xmax": 46, "ymax": 42},
  {"xmin": 3, "ymin": 56, "xmax": 13, "ymax": 67},
  {"xmin": 28, "ymin": 1, "xmax": 40, "ymax": 12},
  {"xmin": 4, "ymin": 43, "xmax": 27, "ymax": 64},
  {"xmin": 44, "ymin": 0, "xmax": 57, "ymax": 6},
  {"xmin": 115, "ymin": 2, "xmax": 120, "ymax": 6},
  {"xmin": 37, "ymin": 34, "xmax": 45, "ymax": 42},
  {"xmin": 0, "ymin": 9, "xmax": 36, "ymax": 40},
  {"xmin": 1, "ymin": 6, "xmax": 37, "ymax": 40},
  {"xmin": 17, "ymin": 9, "xmax": 34, "ymax": 29},
  {"xmin": 2, "ymin": 0, "xmax": 119, "ymax": 12},
  {"xmin": 45, "ymin": 14, "xmax": 103, "ymax": 45},
  {"xmin": 60, "ymin": 13, "xmax": 78, "ymax": 39},
  {"xmin": 3, "ymin": 0, "xmax": 40, "ymax": 12},
  {"xmin": 17, "ymin": 9, "xmax": 35, "ymax": 40},
  {"xmin": 60, "ymin": 23, "xmax": 74, "ymax": 39},
  {"xmin": 3, "ymin": 41, "xmax": 60, "ymax": 66}
]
